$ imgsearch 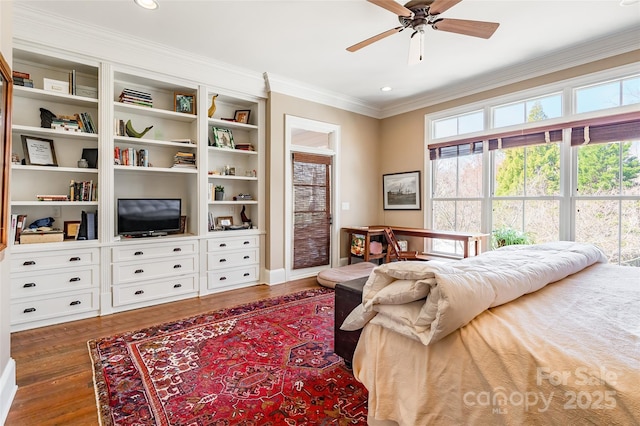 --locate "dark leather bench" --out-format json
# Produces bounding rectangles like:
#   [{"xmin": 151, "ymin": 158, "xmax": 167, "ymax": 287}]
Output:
[{"xmin": 334, "ymin": 276, "xmax": 367, "ymax": 367}]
